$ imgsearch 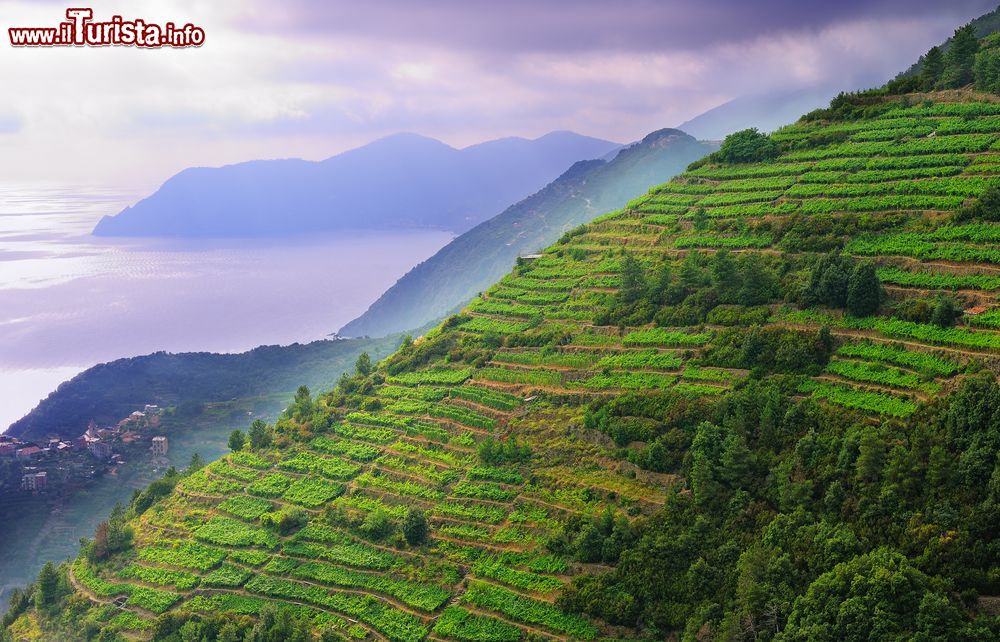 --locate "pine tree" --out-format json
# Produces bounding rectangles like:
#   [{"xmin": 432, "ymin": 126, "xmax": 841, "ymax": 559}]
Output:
[
  {"xmin": 846, "ymin": 262, "xmax": 882, "ymax": 317},
  {"xmin": 228, "ymin": 429, "xmax": 246, "ymax": 452},
  {"xmin": 355, "ymin": 352, "xmax": 373, "ymax": 376},
  {"xmin": 248, "ymin": 419, "xmax": 272, "ymax": 450},
  {"xmin": 34, "ymin": 561, "xmax": 59, "ymax": 609},
  {"xmin": 941, "ymin": 24, "xmax": 980, "ymax": 87},
  {"xmin": 619, "ymin": 252, "xmax": 646, "ymax": 304},
  {"xmin": 402, "ymin": 508, "xmax": 428, "ymax": 546},
  {"xmin": 921, "ymin": 46, "xmax": 945, "ymax": 90},
  {"xmin": 188, "ymin": 452, "xmax": 205, "ymax": 471}
]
